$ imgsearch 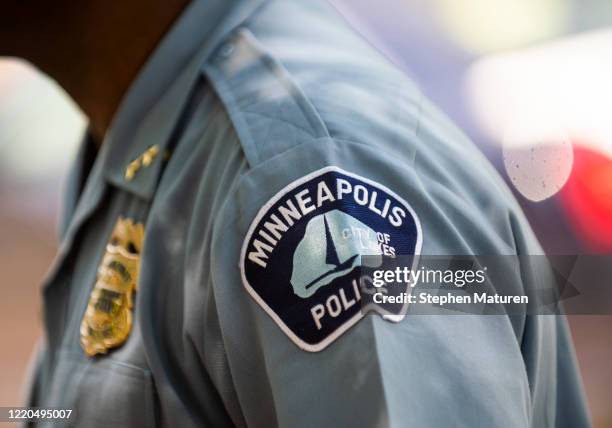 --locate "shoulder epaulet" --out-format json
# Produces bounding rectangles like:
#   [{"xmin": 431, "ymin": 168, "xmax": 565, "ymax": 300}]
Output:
[{"xmin": 203, "ymin": 28, "xmax": 330, "ymax": 168}]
